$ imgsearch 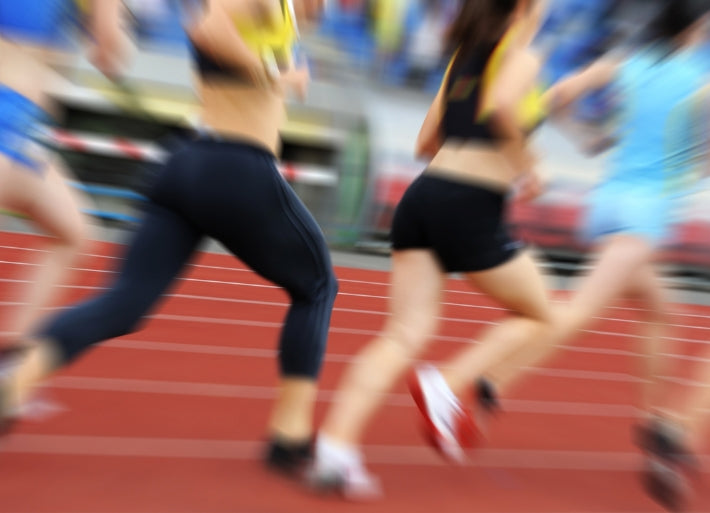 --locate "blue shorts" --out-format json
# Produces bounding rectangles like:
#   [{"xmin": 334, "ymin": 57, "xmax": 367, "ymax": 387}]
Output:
[
  {"xmin": 0, "ymin": 0, "xmax": 76, "ymax": 46},
  {"xmin": 580, "ymin": 182, "xmax": 674, "ymax": 247},
  {"xmin": 0, "ymin": 85, "xmax": 48, "ymax": 172}
]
